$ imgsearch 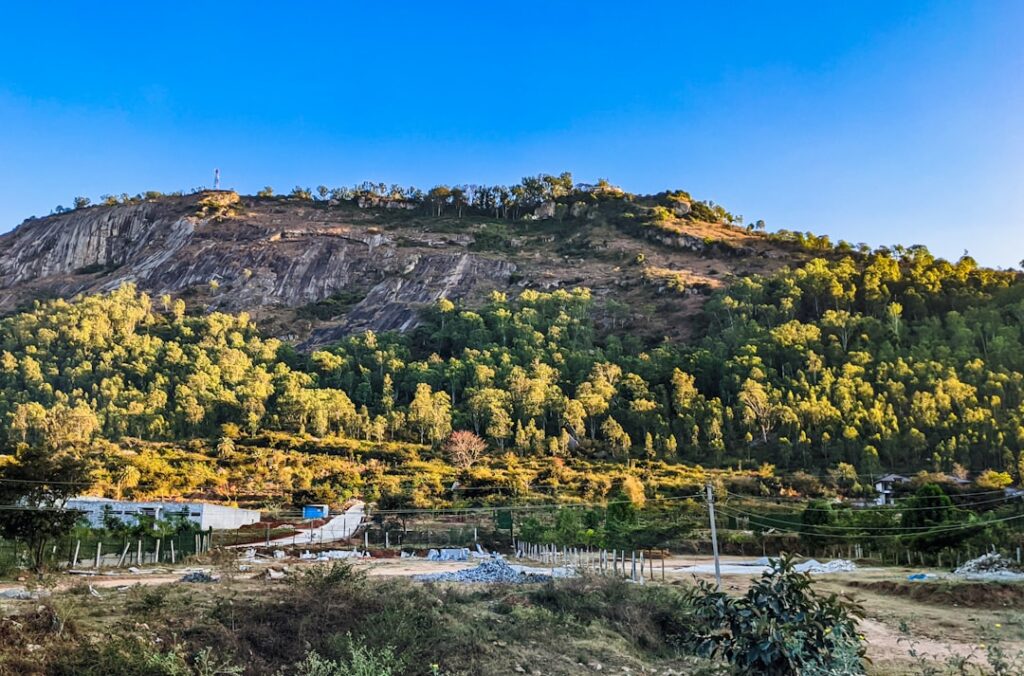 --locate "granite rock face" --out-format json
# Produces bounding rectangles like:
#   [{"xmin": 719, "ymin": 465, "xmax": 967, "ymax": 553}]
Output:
[
  {"xmin": 0, "ymin": 194, "xmax": 516, "ymax": 344},
  {"xmin": 0, "ymin": 191, "xmax": 785, "ymax": 347}
]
